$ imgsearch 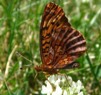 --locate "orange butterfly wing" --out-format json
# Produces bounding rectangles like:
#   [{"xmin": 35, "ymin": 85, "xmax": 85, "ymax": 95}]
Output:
[
  {"xmin": 40, "ymin": 2, "xmax": 71, "ymax": 65},
  {"xmin": 35, "ymin": 2, "xmax": 86, "ymax": 74}
]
